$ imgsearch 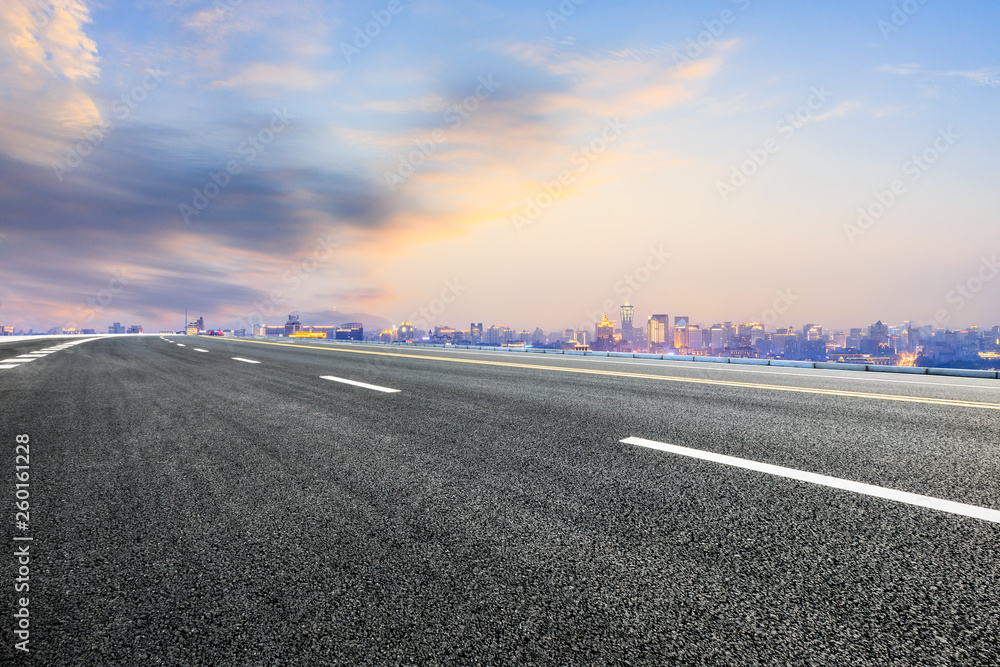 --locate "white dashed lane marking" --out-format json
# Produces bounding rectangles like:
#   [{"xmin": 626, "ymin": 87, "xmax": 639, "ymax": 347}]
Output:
[{"xmin": 623, "ymin": 436, "xmax": 1000, "ymax": 524}]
